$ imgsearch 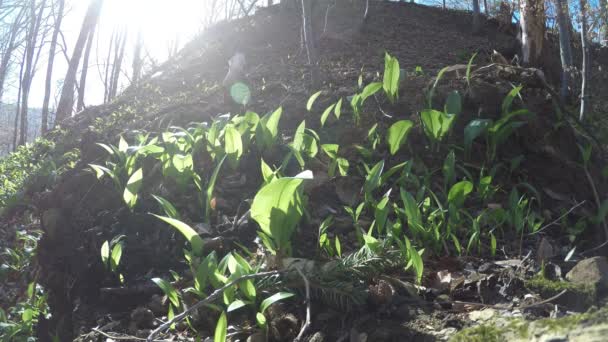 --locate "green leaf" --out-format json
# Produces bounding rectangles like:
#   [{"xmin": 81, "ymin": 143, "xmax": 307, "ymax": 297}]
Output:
[
  {"xmin": 22, "ymin": 308, "xmax": 34, "ymax": 322},
  {"xmin": 428, "ymin": 66, "xmax": 449, "ymax": 108},
  {"xmin": 260, "ymin": 292, "xmax": 295, "ymax": 313},
  {"xmin": 152, "ymin": 278, "xmax": 180, "ymax": 308},
  {"xmin": 110, "ymin": 243, "xmax": 123, "ymax": 270},
  {"xmin": 321, "ymin": 144, "xmax": 339, "ymax": 159},
  {"xmin": 152, "ymin": 215, "xmax": 204, "ymax": 256},
  {"xmin": 224, "ymin": 124, "xmax": 243, "ymax": 161},
  {"xmin": 320, "ymin": 103, "xmax": 336, "ymax": 126},
  {"xmin": 118, "ymin": 136, "xmax": 129, "ymax": 153},
  {"xmin": 123, "ymin": 168, "xmax": 143, "ymax": 209},
  {"xmin": 405, "ymin": 237, "xmax": 424, "ymax": 284},
  {"xmin": 501, "ymin": 85, "xmax": 523, "ymax": 115},
  {"xmin": 445, "ymin": 91, "xmax": 462, "ymax": 115},
  {"xmin": 335, "ymin": 236, "xmax": 342, "ymax": 257},
  {"xmin": 260, "ymin": 158, "xmax": 276, "ymax": 184},
  {"xmin": 334, "ymin": 98, "xmax": 343, "ymax": 119},
  {"xmin": 256, "ymin": 312, "xmax": 267, "ymax": 328},
  {"xmin": 101, "ymin": 241, "xmax": 110, "ymax": 267},
  {"xmin": 206, "ymin": 155, "xmax": 227, "ymax": 222},
  {"xmin": 227, "ymin": 300, "xmax": 248, "ymax": 312},
  {"xmin": 364, "ymin": 160, "xmax": 385, "ymax": 196},
  {"xmin": 466, "ymin": 52, "xmax": 478, "ymax": 87},
  {"xmin": 152, "ymin": 195, "xmax": 180, "ymax": 219},
  {"xmin": 250, "ymin": 174, "xmax": 310, "ymax": 253},
  {"xmin": 387, "ymin": 120, "xmax": 414, "ymax": 155},
  {"xmin": 307, "ymin": 91, "xmax": 322, "ymax": 111},
  {"xmin": 337, "ymin": 158, "xmax": 349, "ymax": 176},
  {"xmin": 447, "ymin": 181, "xmax": 474, "ymax": 207},
  {"xmin": 464, "ymin": 119, "xmax": 491, "ymax": 158},
  {"xmin": 442, "ymin": 150, "xmax": 456, "ymax": 190},
  {"xmin": 257, "ymin": 107, "xmax": 282, "ymax": 150},
  {"xmin": 383, "ymin": 53, "xmax": 400, "ymax": 102},
  {"xmin": 361, "ymin": 82, "xmax": 383, "ymax": 101},
  {"xmin": 400, "ymin": 188, "xmax": 423, "ymax": 235},
  {"xmin": 214, "ymin": 311, "xmax": 227, "ymax": 342}
]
